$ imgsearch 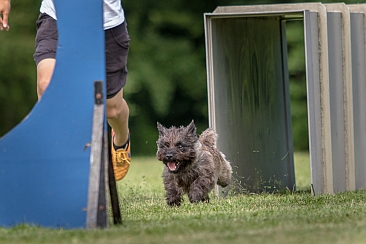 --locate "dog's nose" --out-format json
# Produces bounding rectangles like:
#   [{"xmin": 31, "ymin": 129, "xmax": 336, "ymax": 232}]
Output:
[{"xmin": 166, "ymin": 153, "xmax": 173, "ymax": 160}]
